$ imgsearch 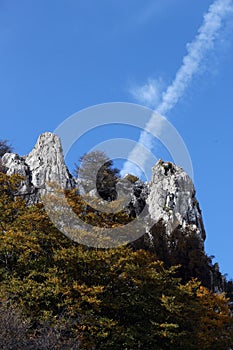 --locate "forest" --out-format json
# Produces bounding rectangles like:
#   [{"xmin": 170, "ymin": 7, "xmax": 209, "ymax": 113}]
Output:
[{"xmin": 0, "ymin": 140, "xmax": 233, "ymax": 349}]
